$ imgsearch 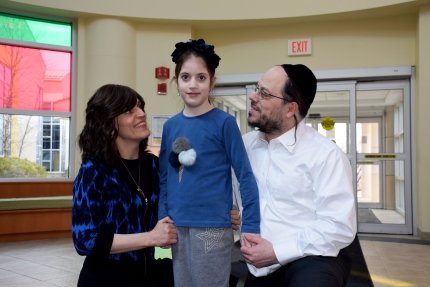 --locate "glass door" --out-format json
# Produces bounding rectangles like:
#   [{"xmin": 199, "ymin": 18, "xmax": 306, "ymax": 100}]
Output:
[
  {"xmin": 355, "ymin": 80, "xmax": 412, "ymax": 234},
  {"xmin": 308, "ymin": 80, "xmax": 412, "ymax": 234},
  {"xmin": 211, "ymin": 86, "xmax": 249, "ymax": 134}
]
